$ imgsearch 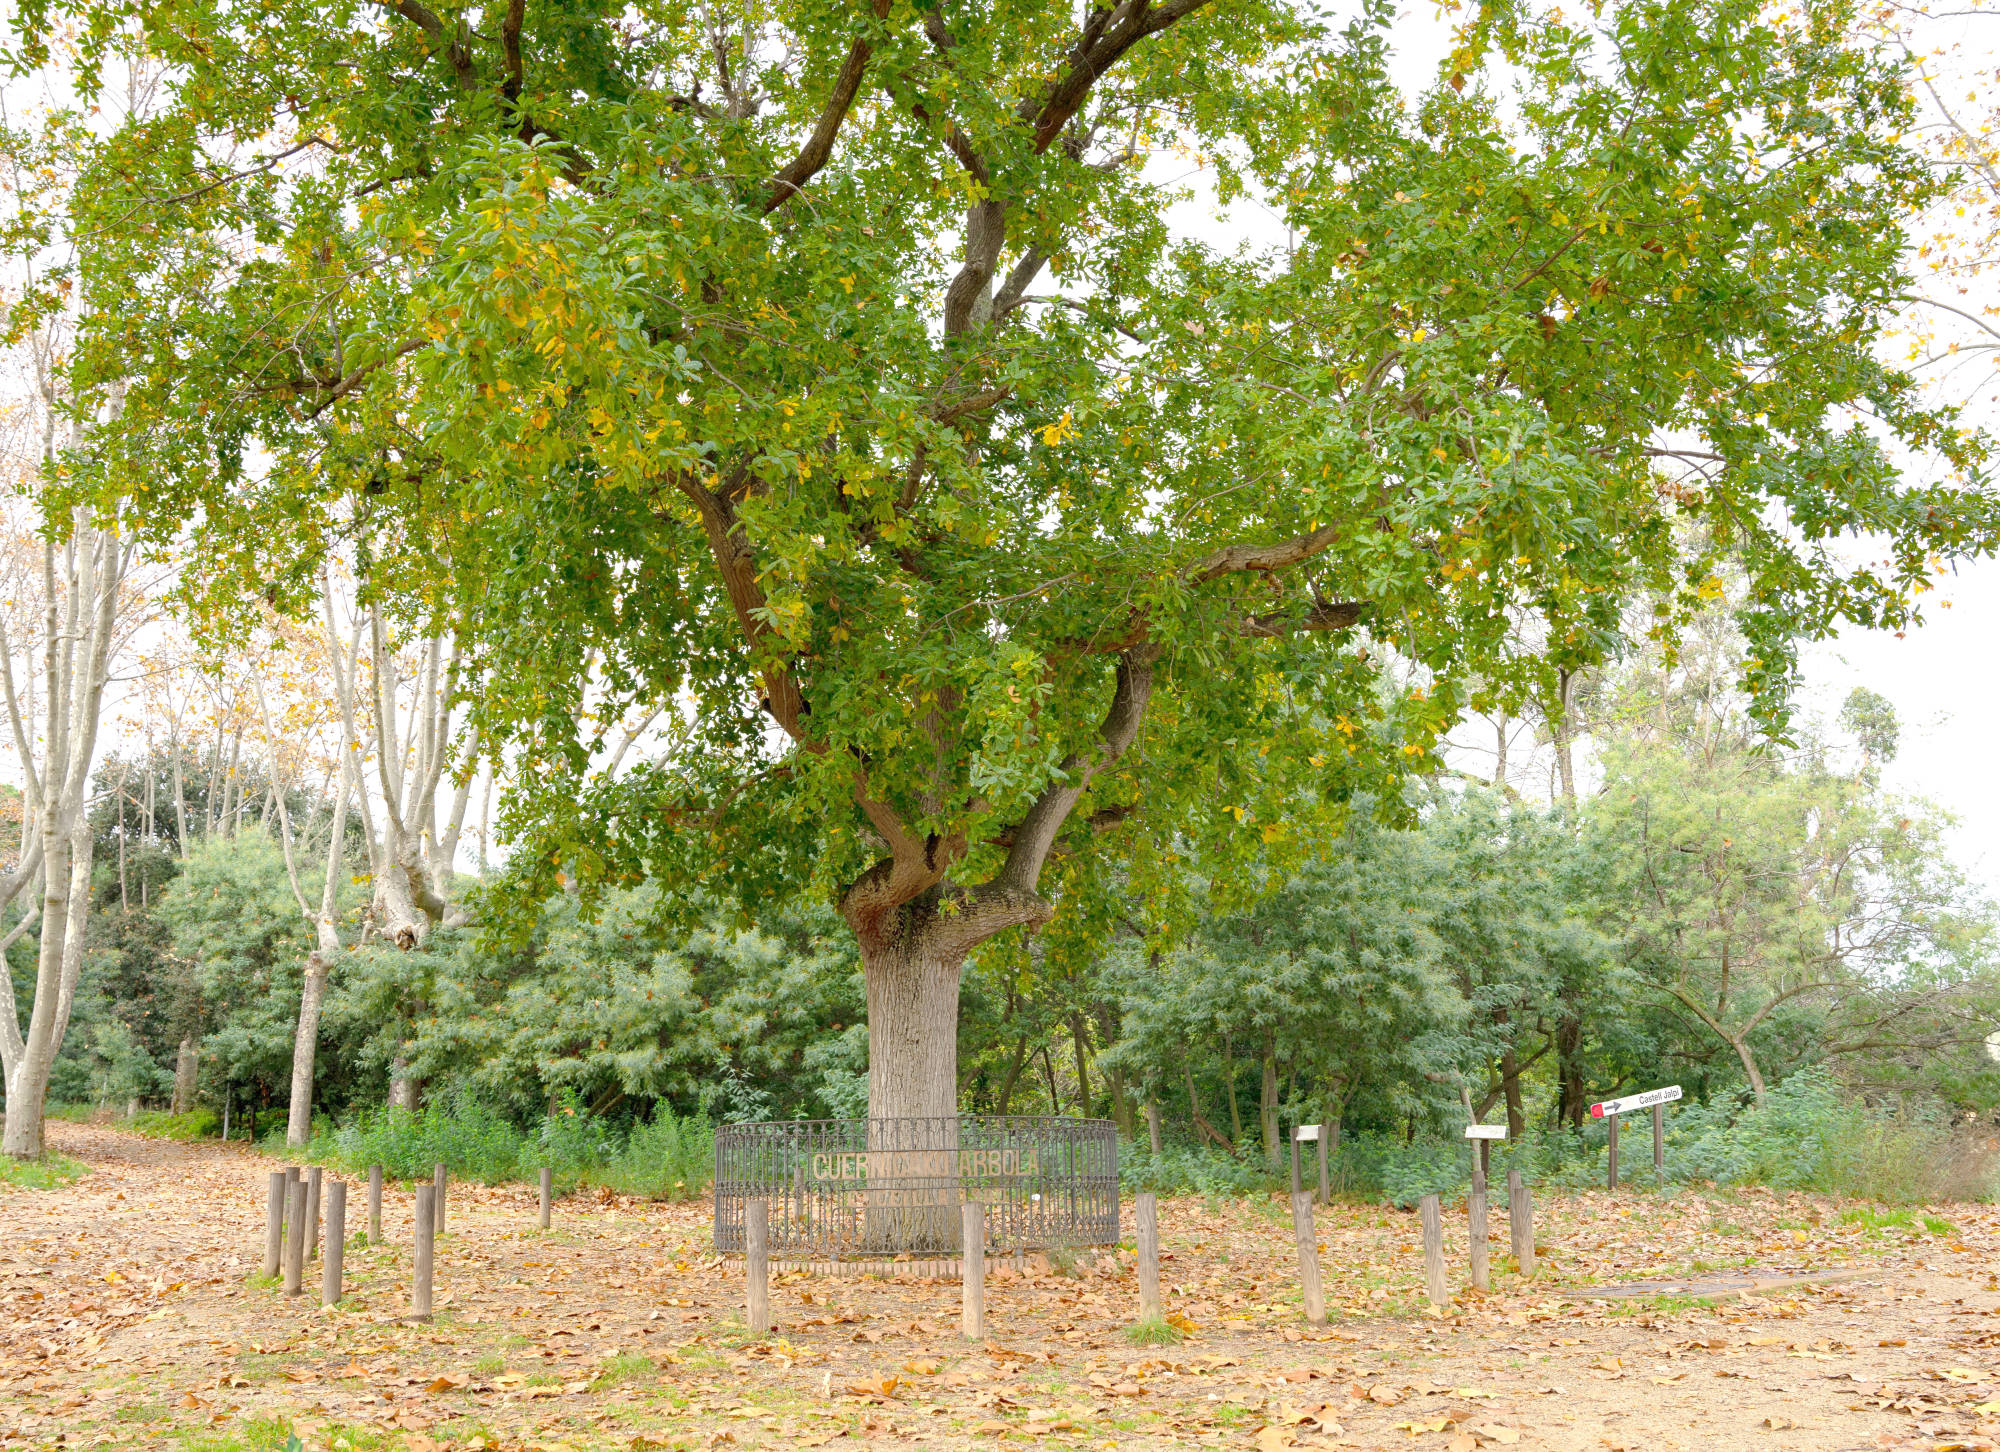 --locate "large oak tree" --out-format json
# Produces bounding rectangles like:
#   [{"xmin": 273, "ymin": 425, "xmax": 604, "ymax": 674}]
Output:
[{"xmin": 15, "ymin": 0, "xmax": 1997, "ymax": 1122}]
